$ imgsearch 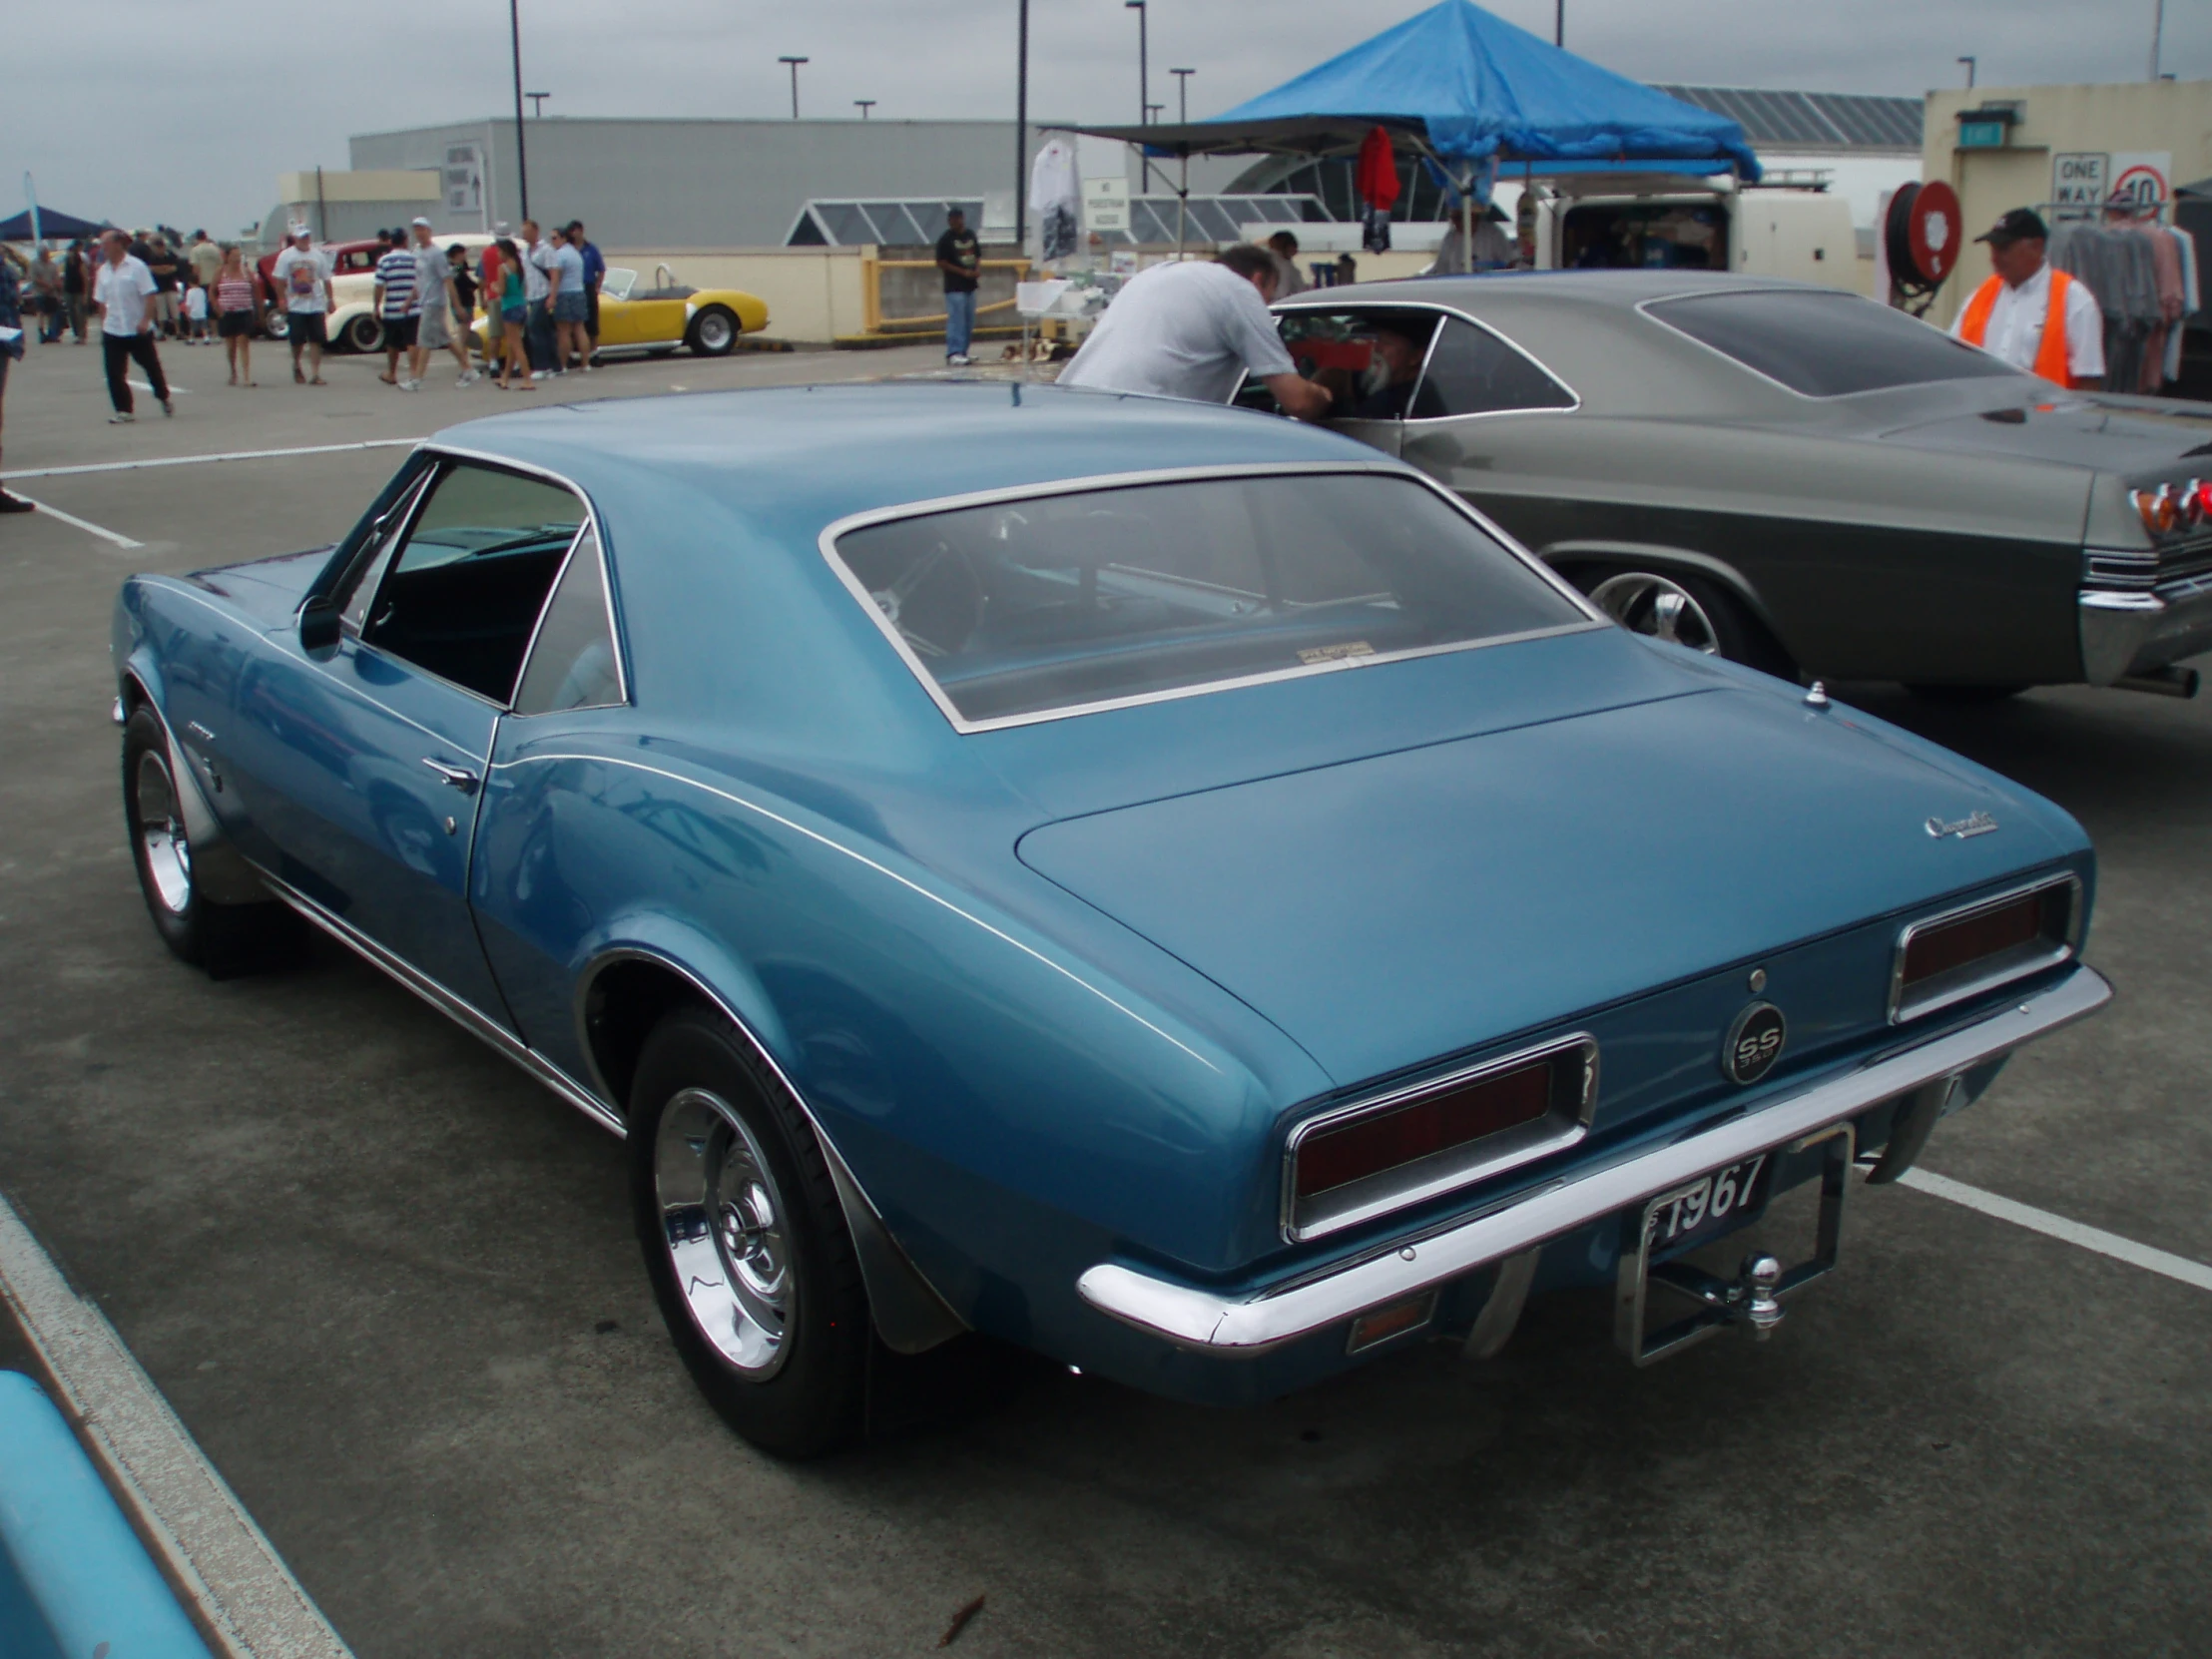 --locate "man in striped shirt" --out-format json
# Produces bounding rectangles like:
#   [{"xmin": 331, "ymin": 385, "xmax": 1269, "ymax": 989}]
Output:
[{"xmin": 373, "ymin": 230, "xmax": 421, "ymax": 388}]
